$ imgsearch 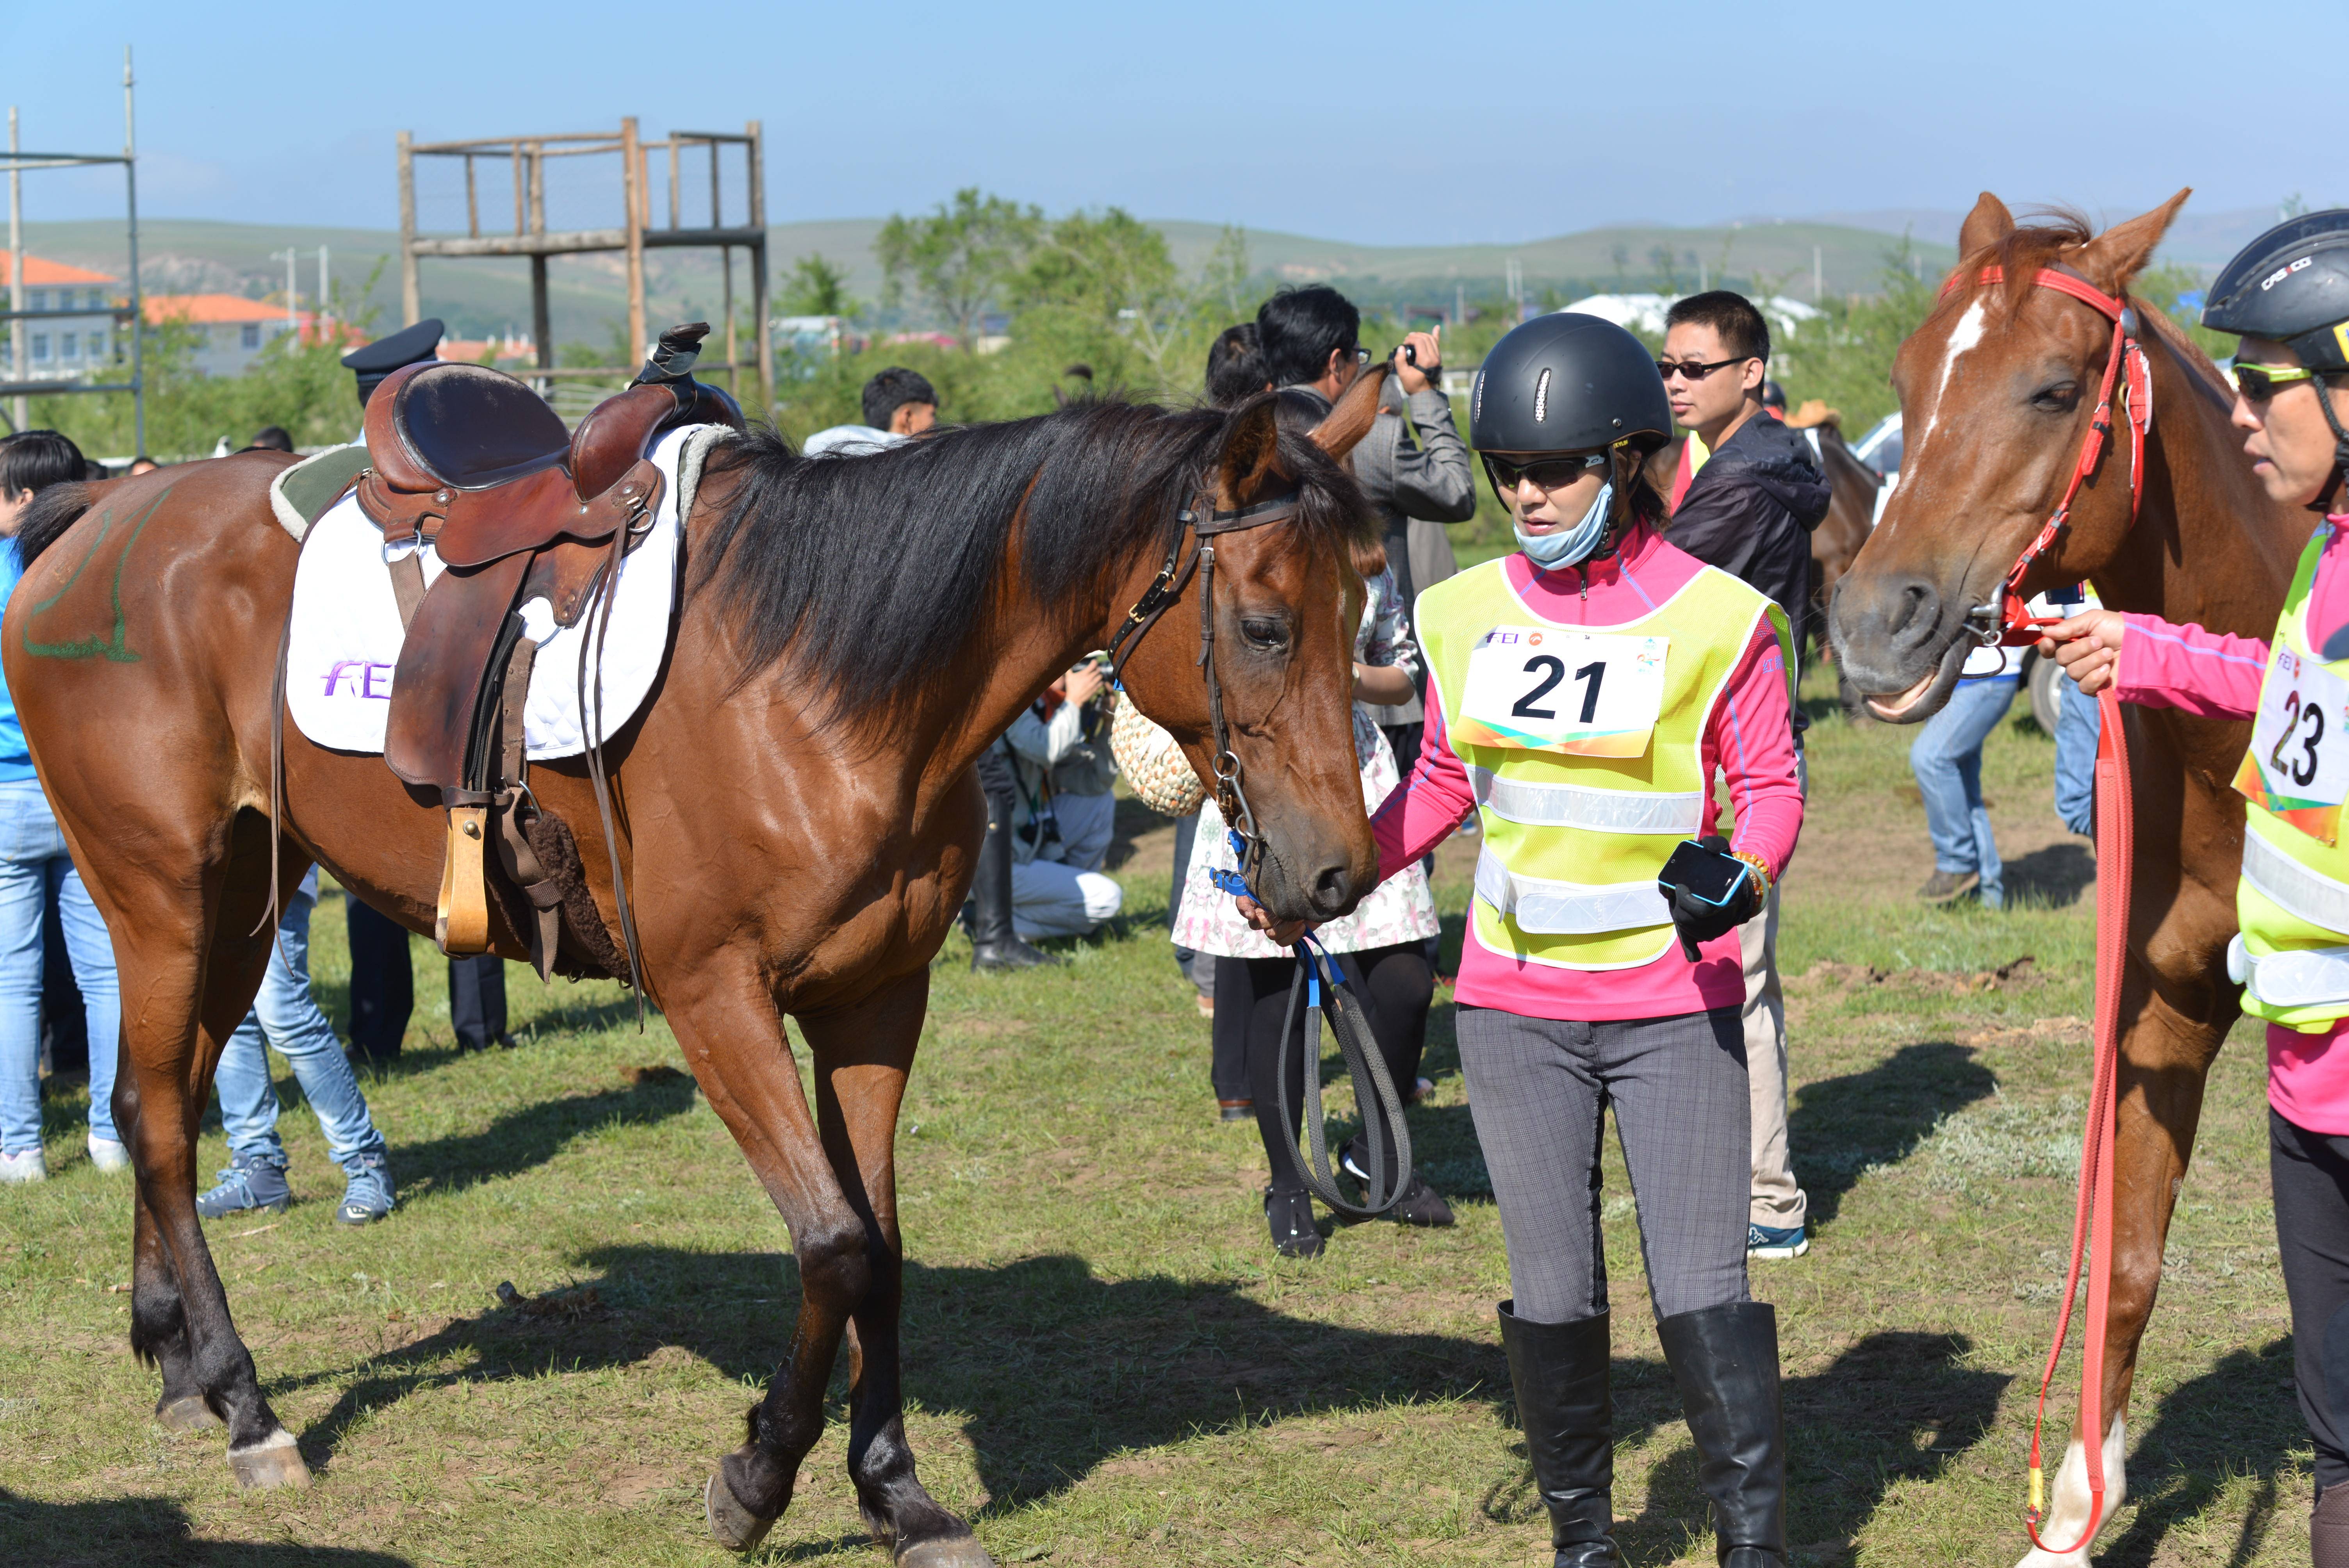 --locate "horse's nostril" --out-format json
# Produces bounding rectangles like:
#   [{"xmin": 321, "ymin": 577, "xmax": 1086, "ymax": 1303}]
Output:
[
  {"xmin": 1892, "ymin": 581, "xmax": 1943, "ymax": 650},
  {"xmin": 1311, "ymin": 864, "xmax": 1352, "ymax": 915}
]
